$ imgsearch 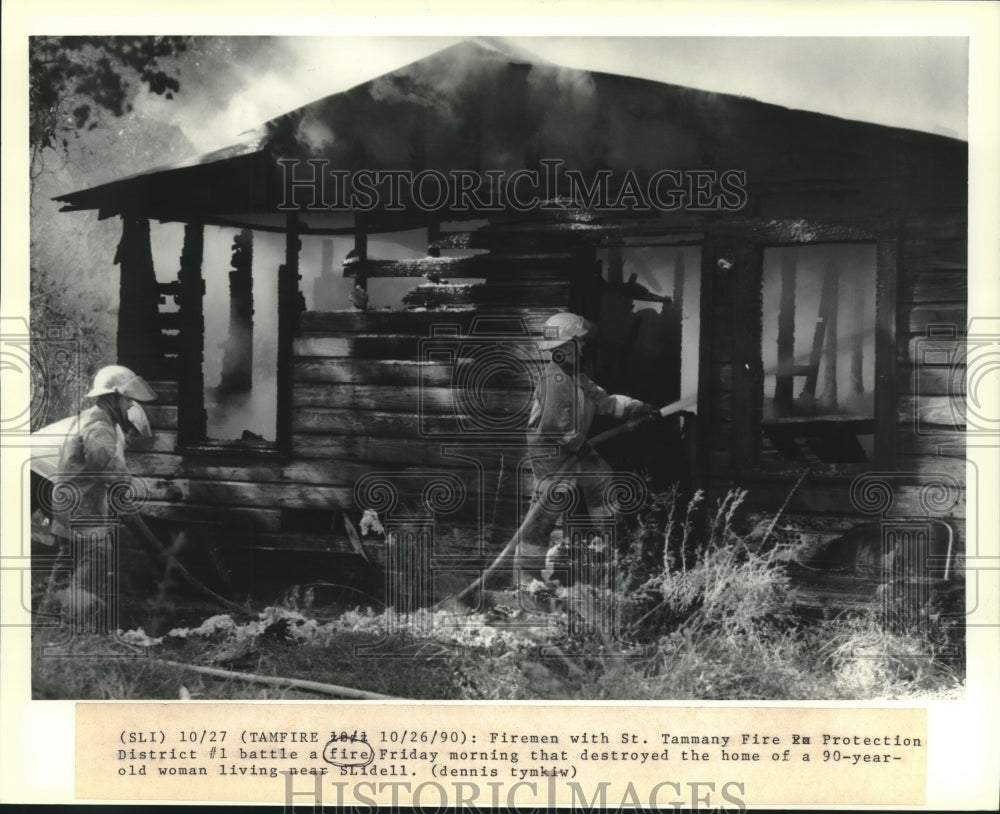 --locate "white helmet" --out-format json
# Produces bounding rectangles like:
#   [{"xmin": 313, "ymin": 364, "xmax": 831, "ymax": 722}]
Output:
[
  {"xmin": 538, "ymin": 312, "xmax": 597, "ymax": 351},
  {"xmin": 85, "ymin": 365, "xmax": 157, "ymax": 402}
]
